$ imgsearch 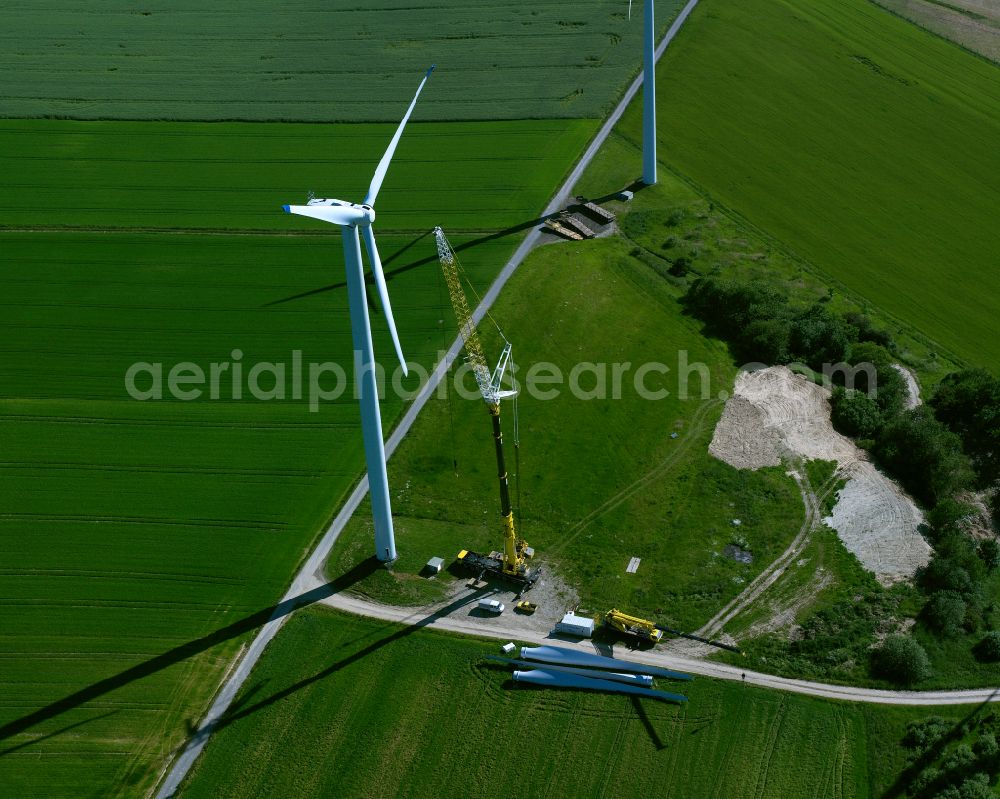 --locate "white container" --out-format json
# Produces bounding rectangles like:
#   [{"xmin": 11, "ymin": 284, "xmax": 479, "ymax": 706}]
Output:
[{"xmin": 554, "ymin": 611, "xmax": 595, "ymax": 638}]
